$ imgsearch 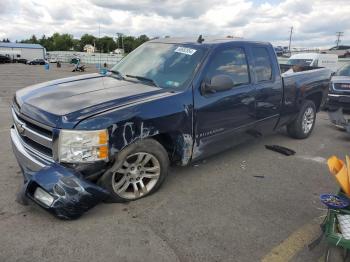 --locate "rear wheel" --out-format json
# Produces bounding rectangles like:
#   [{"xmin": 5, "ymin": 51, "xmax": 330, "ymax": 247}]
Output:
[
  {"xmin": 287, "ymin": 100, "xmax": 316, "ymax": 139},
  {"xmin": 99, "ymin": 139, "xmax": 169, "ymax": 202}
]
